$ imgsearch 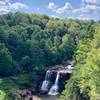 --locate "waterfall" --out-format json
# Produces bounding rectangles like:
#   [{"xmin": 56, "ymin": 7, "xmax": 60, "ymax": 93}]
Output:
[
  {"xmin": 55, "ymin": 72, "xmax": 60, "ymax": 85},
  {"xmin": 45, "ymin": 70, "xmax": 51, "ymax": 81},
  {"xmin": 48, "ymin": 72, "xmax": 60, "ymax": 95},
  {"xmin": 41, "ymin": 70, "xmax": 52, "ymax": 92}
]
